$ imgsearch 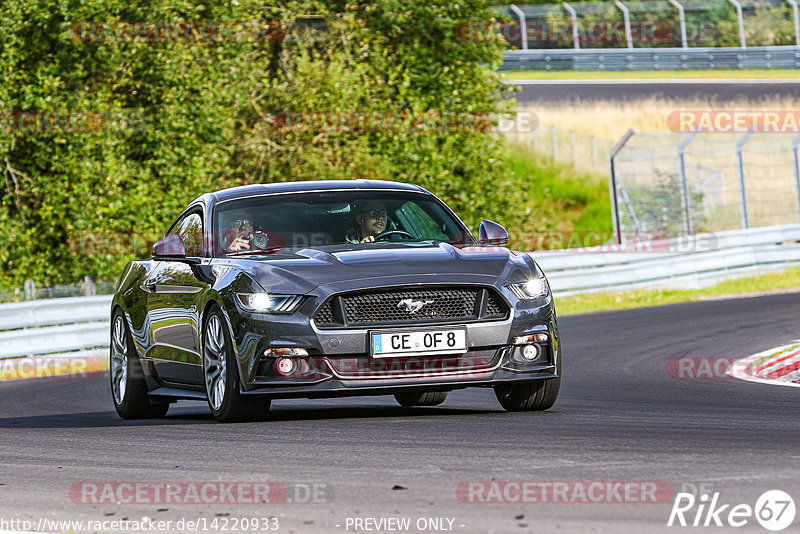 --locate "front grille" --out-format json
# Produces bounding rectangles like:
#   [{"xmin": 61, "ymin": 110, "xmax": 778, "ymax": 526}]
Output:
[
  {"xmin": 313, "ymin": 286, "xmax": 509, "ymax": 328},
  {"xmin": 315, "ymin": 301, "xmax": 336, "ymax": 325},
  {"xmin": 344, "ymin": 288, "xmax": 477, "ymax": 324},
  {"xmin": 485, "ymin": 292, "xmax": 505, "ymax": 317}
]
